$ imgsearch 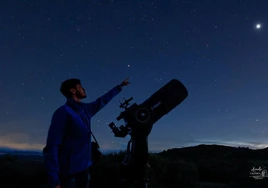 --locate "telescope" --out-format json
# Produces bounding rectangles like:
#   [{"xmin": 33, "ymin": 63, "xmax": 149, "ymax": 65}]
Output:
[{"xmin": 108, "ymin": 79, "xmax": 188, "ymax": 187}]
